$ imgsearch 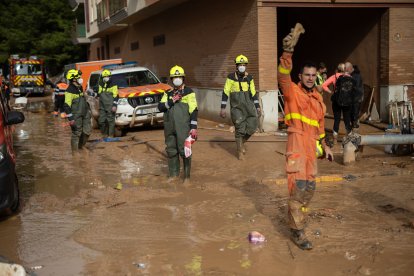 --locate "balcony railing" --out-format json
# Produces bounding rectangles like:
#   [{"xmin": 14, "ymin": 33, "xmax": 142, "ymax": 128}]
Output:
[{"xmin": 97, "ymin": 0, "xmax": 127, "ymax": 24}]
